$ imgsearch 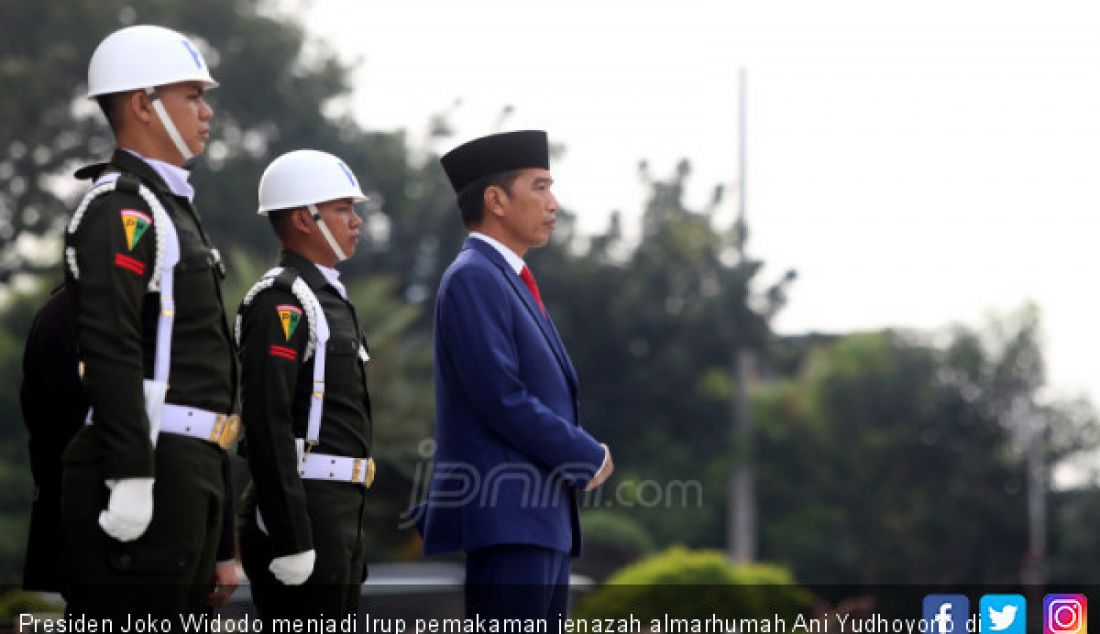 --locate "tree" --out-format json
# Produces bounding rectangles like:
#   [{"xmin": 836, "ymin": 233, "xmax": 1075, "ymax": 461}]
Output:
[
  {"xmin": 751, "ymin": 311, "xmax": 1098, "ymax": 584},
  {"xmin": 0, "ymin": 0, "xmax": 460, "ymax": 289},
  {"xmin": 535, "ymin": 159, "xmax": 793, "ymax": 548}
]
